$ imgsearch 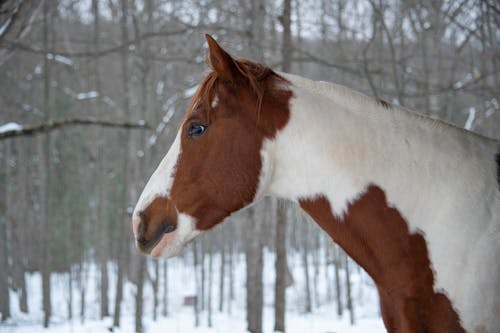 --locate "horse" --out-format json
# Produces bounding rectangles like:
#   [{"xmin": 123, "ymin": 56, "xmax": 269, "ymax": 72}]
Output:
[{"xmin": 132, "ymin": 35, "xmax": 500, "ymax": 333}]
